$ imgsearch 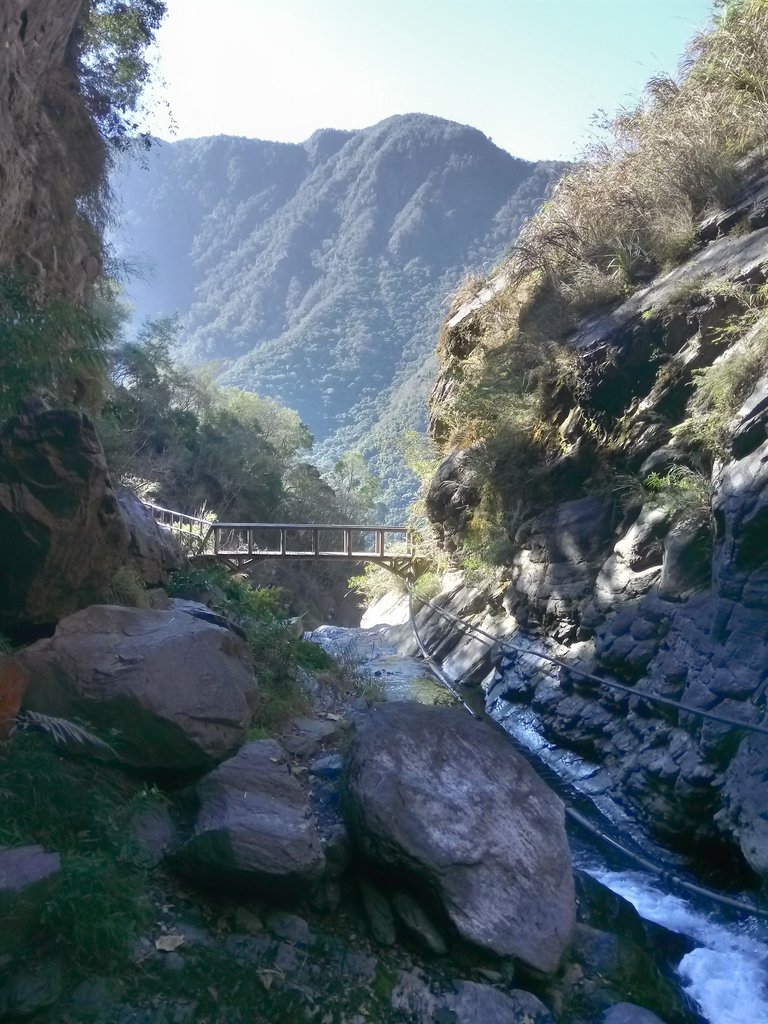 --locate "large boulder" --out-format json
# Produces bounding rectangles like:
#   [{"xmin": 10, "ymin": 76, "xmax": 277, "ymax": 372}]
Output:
[
  {"xmin": 344, "ymin": 702, "xmax": 575, "ymax": 973},
  {"xmin": 117, "ymin": 489, "xmax": 184, "ymax": 587},
  {"xmin": 19, "ymin": 605, "xmax": 257, "ymax": 772},
  {"xmin": 0, "ymin": 409, "xmax": 128, "ymax": 630},
  {"xmin": 173, "ymin": 740, "xmax": 326, "ymax": 898}
]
